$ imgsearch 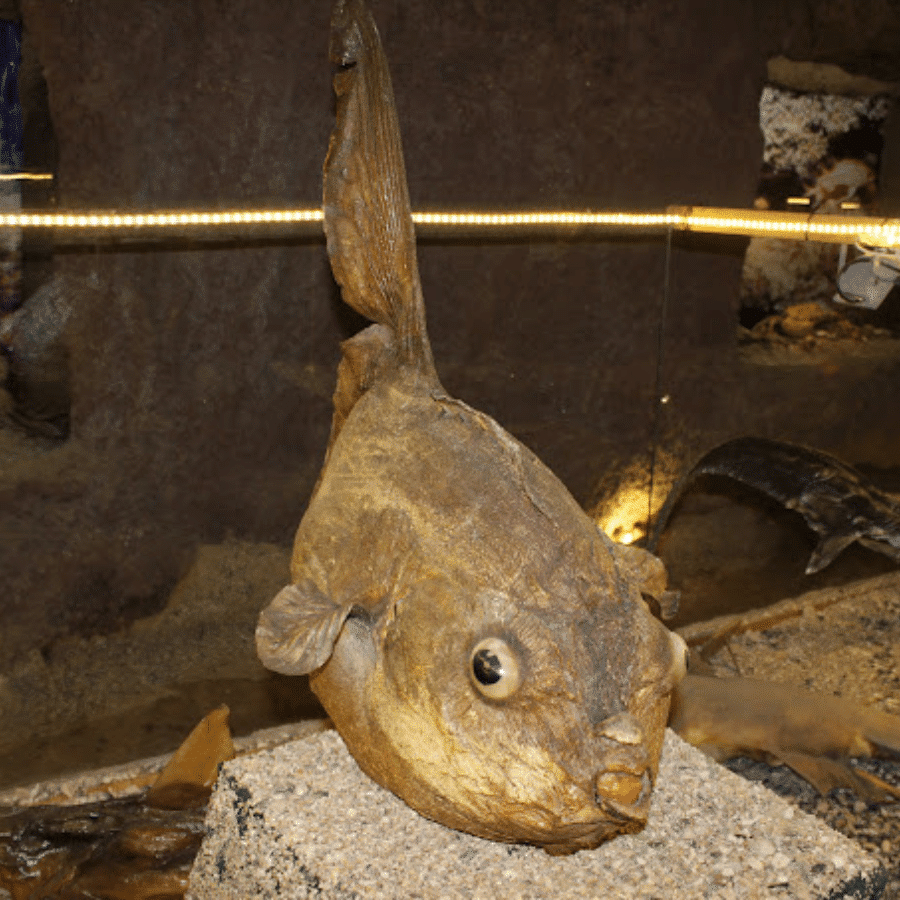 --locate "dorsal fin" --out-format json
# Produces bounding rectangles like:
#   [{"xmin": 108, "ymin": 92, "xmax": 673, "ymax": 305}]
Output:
[{"xmin": 324, "ymin": 0, "xmax": 437, "ymax": 380}]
